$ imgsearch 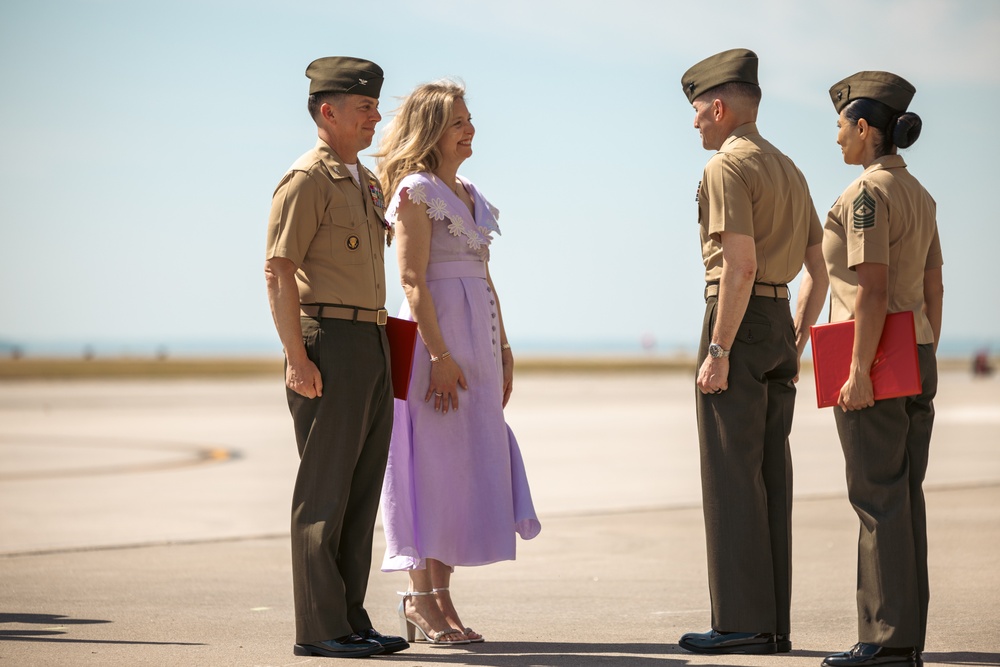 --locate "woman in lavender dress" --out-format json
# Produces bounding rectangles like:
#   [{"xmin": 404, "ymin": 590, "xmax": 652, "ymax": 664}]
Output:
[{"xmin": 375, "ymin": 80, "xmax": 540, "ymax": 646}]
